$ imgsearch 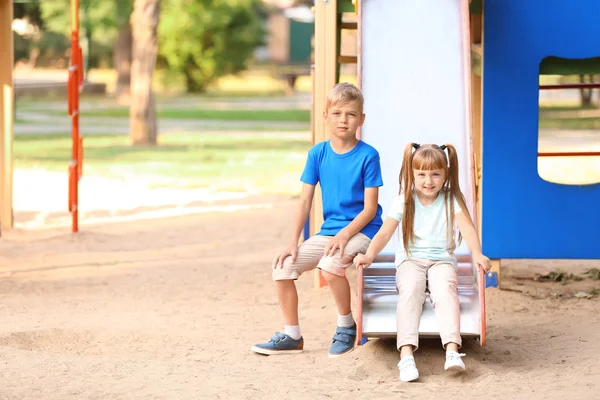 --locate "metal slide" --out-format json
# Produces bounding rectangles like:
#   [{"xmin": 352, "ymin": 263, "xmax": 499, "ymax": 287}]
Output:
[{"xmin": 357, "ymin": 0, "xmax": 485, "ymax": 346}]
